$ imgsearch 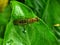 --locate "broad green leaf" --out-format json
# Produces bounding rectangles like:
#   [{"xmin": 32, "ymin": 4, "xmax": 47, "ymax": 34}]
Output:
[
  {"xmin": 3, "ymin": 1, "xmax": 59, "ymax": 45},
  {"xmin": 3, "ymin": 20, "xmax": 31, "ymax": 45},
  {"xmin": 25, "ymin": 0, "xmax": 60, "ymax": 41},
  {"xmin": 3, "ymin": 20, "xmax": 59, "ymax": 45},
  {"xmin": 10, "ymin": 1, "xmax": 37, "ymax": 20}
]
